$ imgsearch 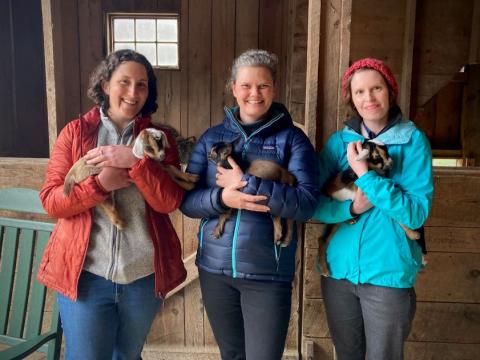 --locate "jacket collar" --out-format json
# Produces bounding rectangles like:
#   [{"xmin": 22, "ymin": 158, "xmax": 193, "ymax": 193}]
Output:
[
  {"xmin": 341, "ymin": 105, "xmax": 416, "ymax": 145},
  {"xmin": 78, "ymin": 107, "xmax": 151, "ymax": 154},
  {"xmin": 223, "ymin": 102, "xmax": 293, "ymax": 139}
]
